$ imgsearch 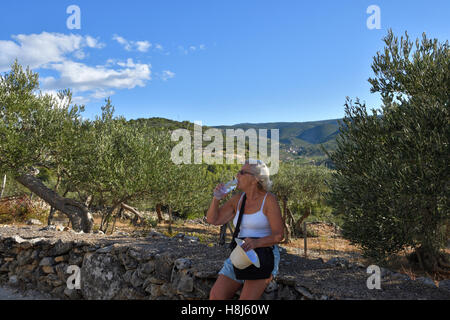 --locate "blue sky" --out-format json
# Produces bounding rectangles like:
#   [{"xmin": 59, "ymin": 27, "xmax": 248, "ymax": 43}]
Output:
[{"xmin": 0, "ymin": 0, "xmax": 449, "ymax": 126}]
